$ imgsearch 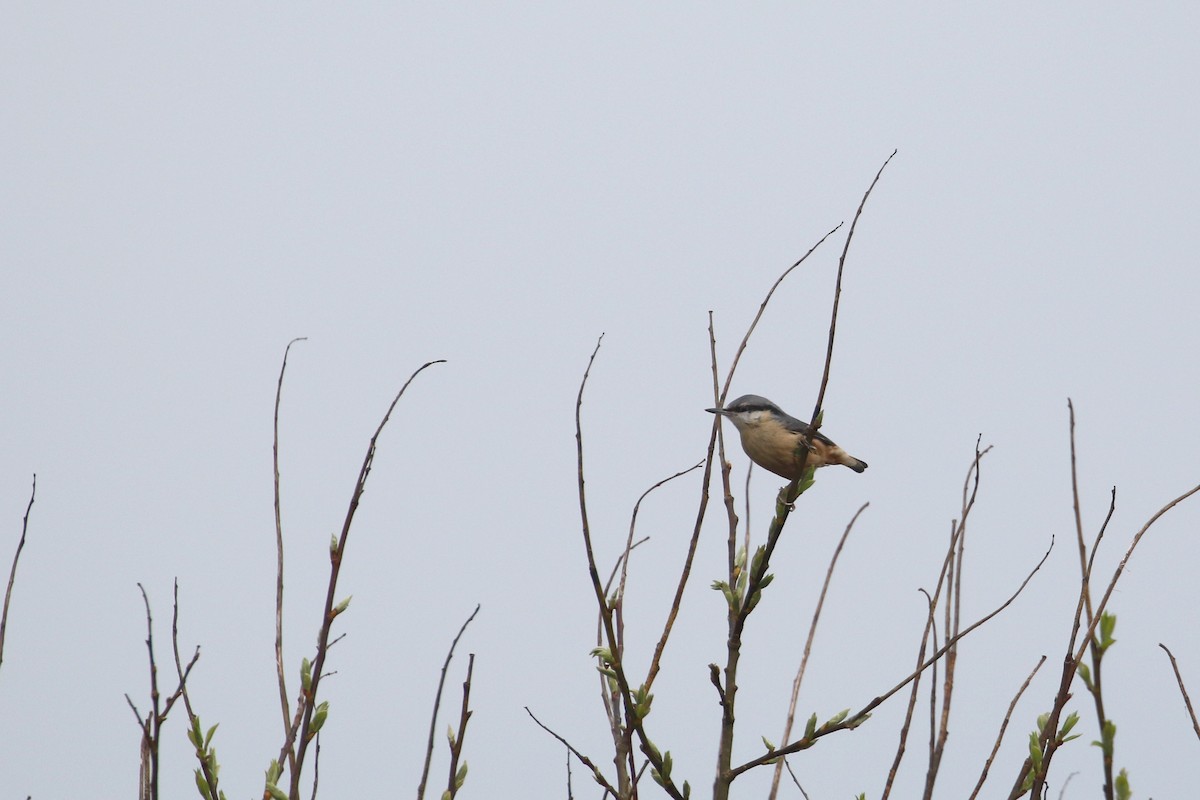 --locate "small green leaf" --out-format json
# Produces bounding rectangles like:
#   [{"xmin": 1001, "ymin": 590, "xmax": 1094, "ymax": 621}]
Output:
[
  {"xmin": 194, "ymin": 769, "xmax": 210, "ymax": 797},
  {"xmin": 1059, "ymin": 711, "xmax": 1079, "ymax": 738},
  {"xmin": 329, "ymin": 534, "xmax": 338, "ymax": 554},
  {"xmin": 455, "ymin": 762, "xmax": 468, "ymax": 788},
  {"xmin": 761, "ymin": 735, "xmax": 776, "ymax": 752},
  {"xmin": 1028, "ymin": 731, "xmax": 1043, "ymax": 772},
  {"xmin": 826, "ymin": 709, "xmax": 850, "ymax": 727},
  {"xmin": 205, "ymin": 723, "xmax": 219, "ymax": 750},
  {"xmin": 797, "ymin": 465, "xmax": 817, "ymax": 494},
  {"xmin": 447, "ymin": 724, "xmax": 456, "ymax": 747},
  {"xmin": 311, "ymin": 701, "xmax": 329, "ymax": 733},
  {"xmin": 332, "ymin": 595, "xmax": 352, "ymax": 616},
  {"xmin": 300, "ymin": 658, "xmax": 313, "ymax": 692},
  {"xmin": 1099, "ymin": 612, "xmax": 1117, "ymax": 649},
  {"xmin": 846, "ymin": 712, "xmax": 869, "ymax": 729},
  {"xmin": 804, "ymin": 713, "xmax": 817, "ymax": 739},
  {"xmin": 1115, "ymin": 768, "xmax": 1131, "ymax": 800},
  {"xmin": 441, "ymin": 791, "xmax": 452, "ymax": 800},
  {"xmin": 1077, "ymin": 662, "xmax": 1093, "ymax": 689},
  {"xmin": 266, "ymin": 784, "xmax": 289, "ymax": 800},
  {"xmin": 682, "ymin": 780, "xmax": 691, "ymax": 799},
  {"xmin": 265, "ymin": 759, "xmax": 283, "ymax": 785}
]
